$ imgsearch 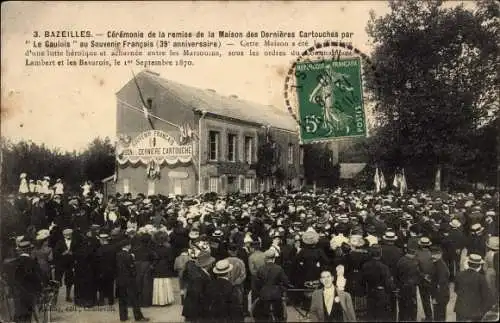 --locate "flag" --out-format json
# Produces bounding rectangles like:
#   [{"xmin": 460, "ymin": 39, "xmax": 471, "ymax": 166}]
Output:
[
  {"xmin": 393, "ymin": 172, "xmax": 399, "ymax": 188},
  {"xmin": 400, "ymin": 168, "xmax": 408, "ymax": 195},
  {"xmin": 380, "ymin": 169, "xmax": 387, "ymax": 190},
  {"xmin": 374, "ymin": 168, "xmax": 381, "ymax": 193}
]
